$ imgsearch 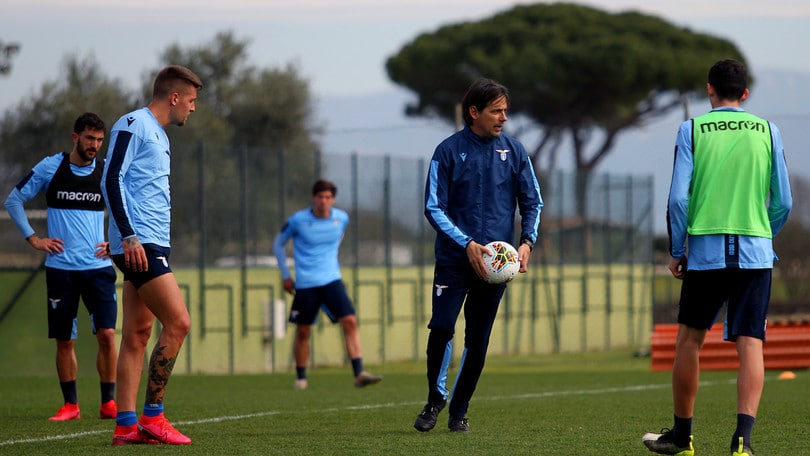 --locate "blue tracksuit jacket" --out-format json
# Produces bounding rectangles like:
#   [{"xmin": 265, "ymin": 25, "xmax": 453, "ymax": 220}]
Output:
[{"xmin": 424, "ymin": 126, "xmax": 543, "ymax": 265}]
